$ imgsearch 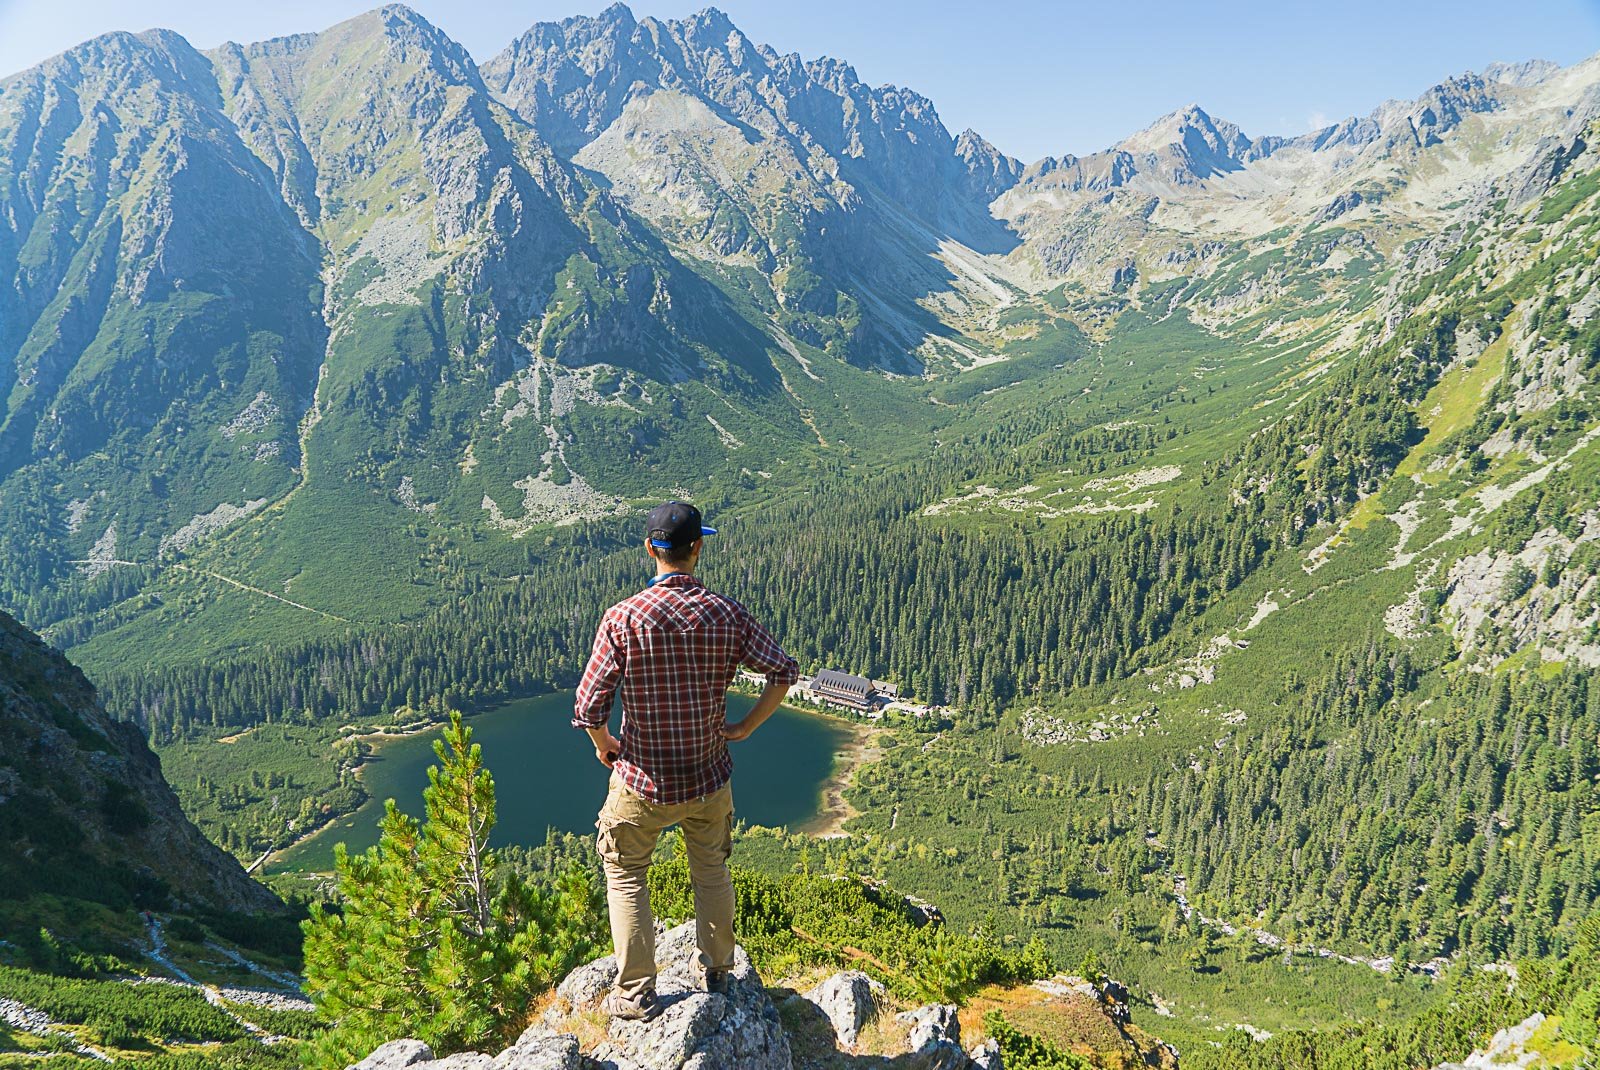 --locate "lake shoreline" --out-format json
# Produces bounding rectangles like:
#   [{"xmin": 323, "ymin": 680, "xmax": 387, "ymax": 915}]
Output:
[
  {"xmin": 258, "ymin": 713, "xmax": 461, "ymax": 874},
  {"xmin": 792, "ymin": 713, "xmax": 885, "ymax": 839}
]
